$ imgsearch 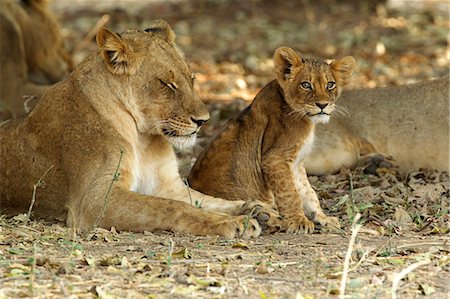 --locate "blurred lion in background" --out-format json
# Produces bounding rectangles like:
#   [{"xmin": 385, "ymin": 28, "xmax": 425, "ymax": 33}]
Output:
[{"xmin": 0, "ymin": 0, "xmax": 72, "ymax": 120}]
